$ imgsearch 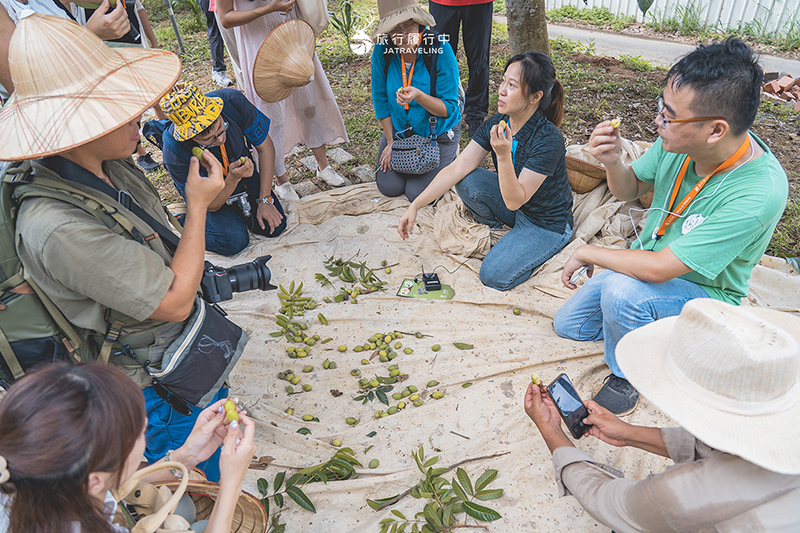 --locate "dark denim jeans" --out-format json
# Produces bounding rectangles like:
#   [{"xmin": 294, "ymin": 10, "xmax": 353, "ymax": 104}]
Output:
[
  {"xmin": 205, "ymin": 178, "xmax": 286, "ymax": 256},
  {"xmin": 455, "ymin": 167, "xmax": 572, "ymax": 291}
]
